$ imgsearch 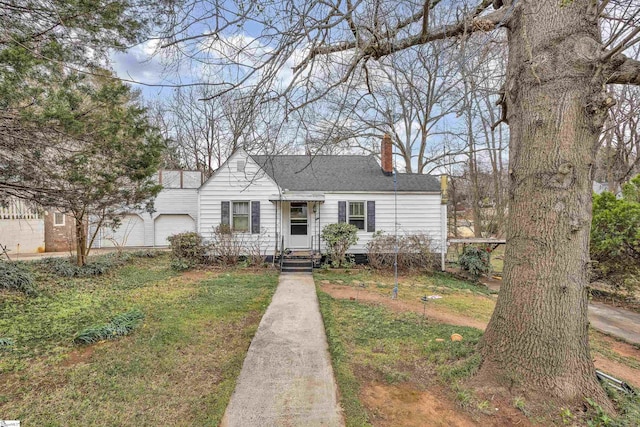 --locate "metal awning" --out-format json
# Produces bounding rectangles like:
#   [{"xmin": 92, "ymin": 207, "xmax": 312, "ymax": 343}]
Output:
[{"xmin": 268, "ymin": 192, "xmax": 325, "ymax": 202}]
